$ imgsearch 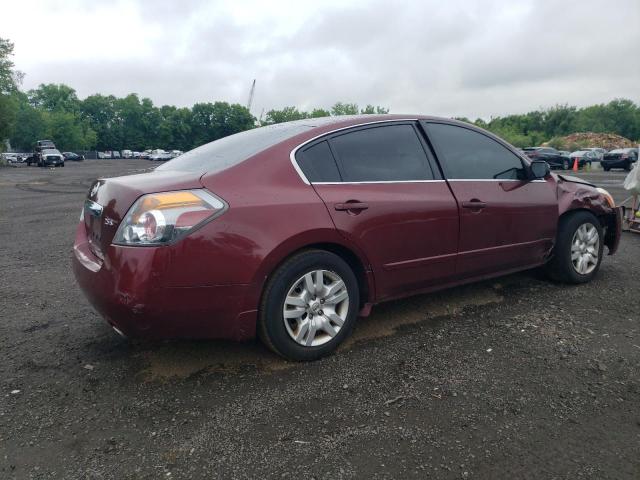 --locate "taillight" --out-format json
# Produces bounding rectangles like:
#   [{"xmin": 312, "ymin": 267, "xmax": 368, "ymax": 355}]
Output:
[{"xmin": 113, "ymin": 189, "xmax": 227, "ymax": 246}]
